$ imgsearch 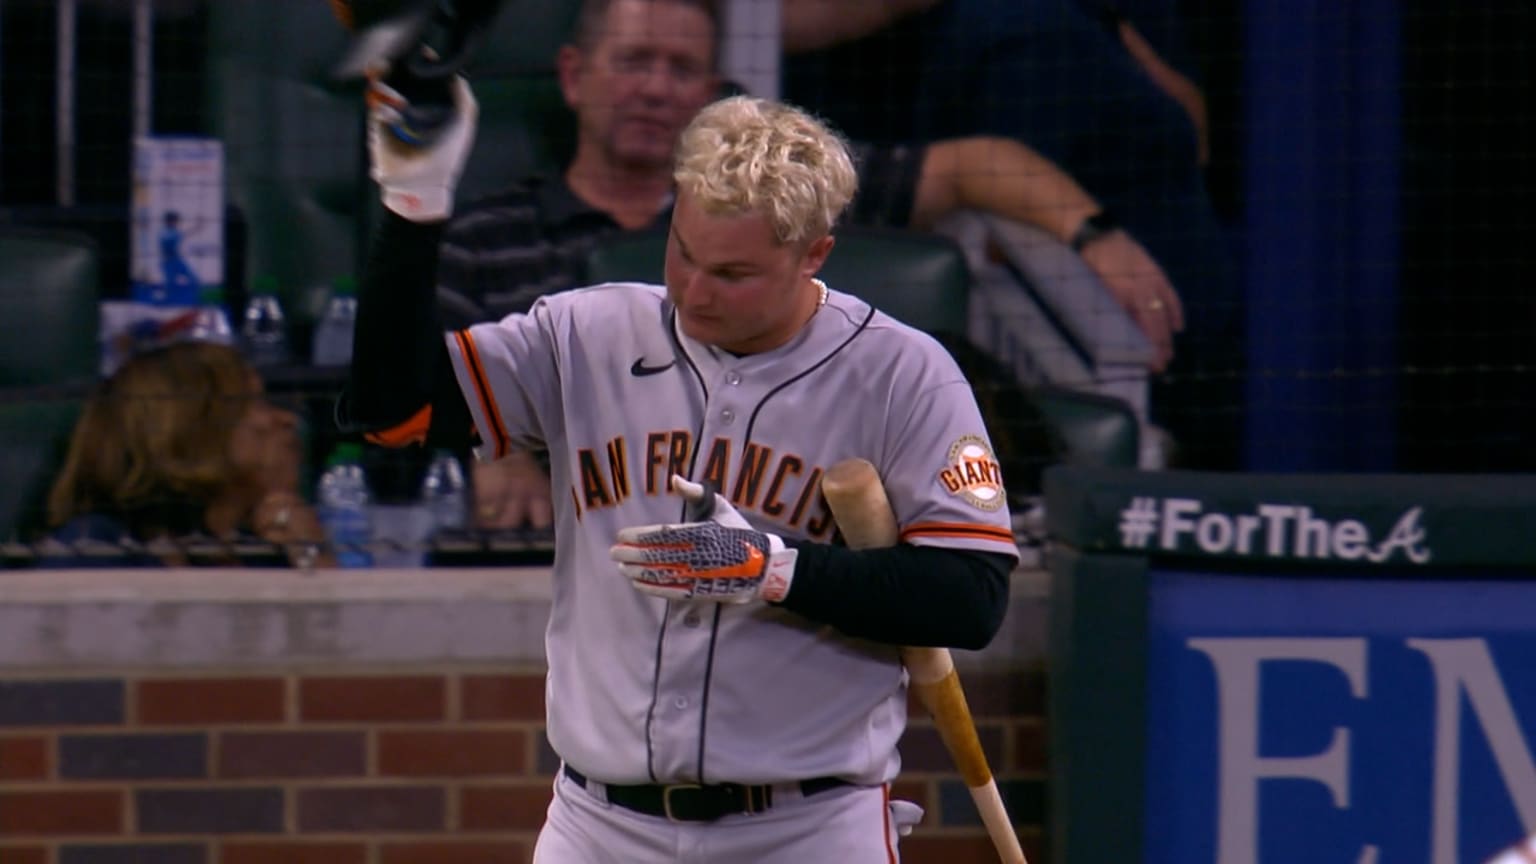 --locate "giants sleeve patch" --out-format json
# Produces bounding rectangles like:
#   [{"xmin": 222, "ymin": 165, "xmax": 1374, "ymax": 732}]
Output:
[{"xmin": 937, "ymin": 435, "xmax": 1005, "ymax": 511}]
